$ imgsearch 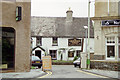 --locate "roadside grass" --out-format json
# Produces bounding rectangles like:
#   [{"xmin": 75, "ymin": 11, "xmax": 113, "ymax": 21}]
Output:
[{"xmin": 31, "ymin": 66, "xmax": 36, "ymax": 69}]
